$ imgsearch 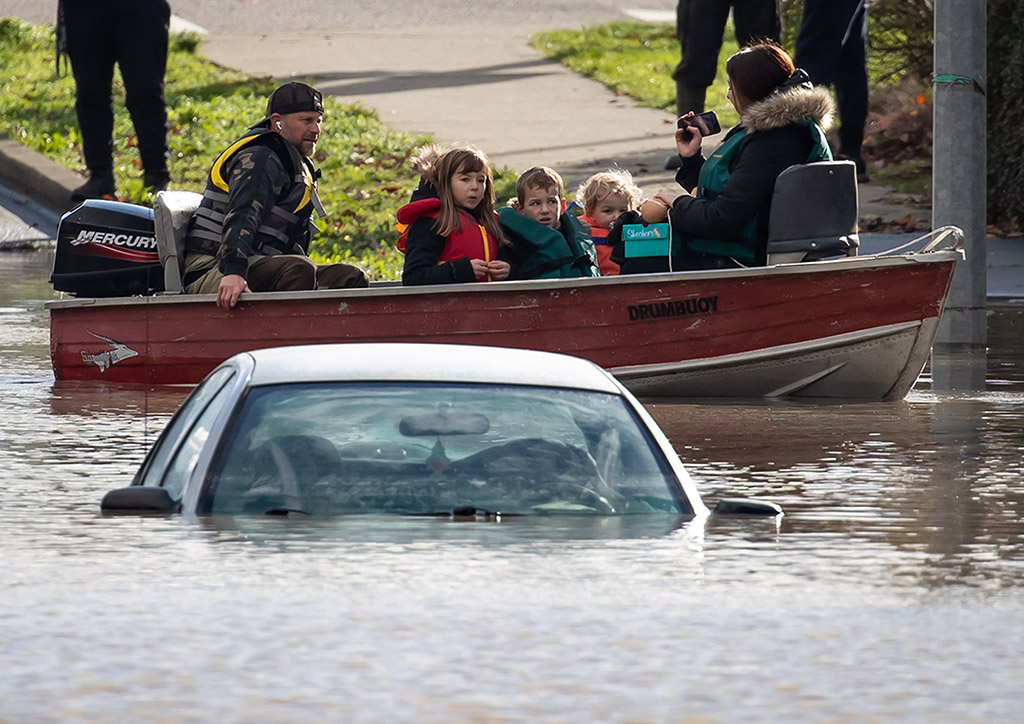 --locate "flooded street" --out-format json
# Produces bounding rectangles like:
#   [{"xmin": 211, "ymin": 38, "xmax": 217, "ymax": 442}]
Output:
[{"xmin": 2, "ymin": 250, "xmax": 1023, "ymax": 723}]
